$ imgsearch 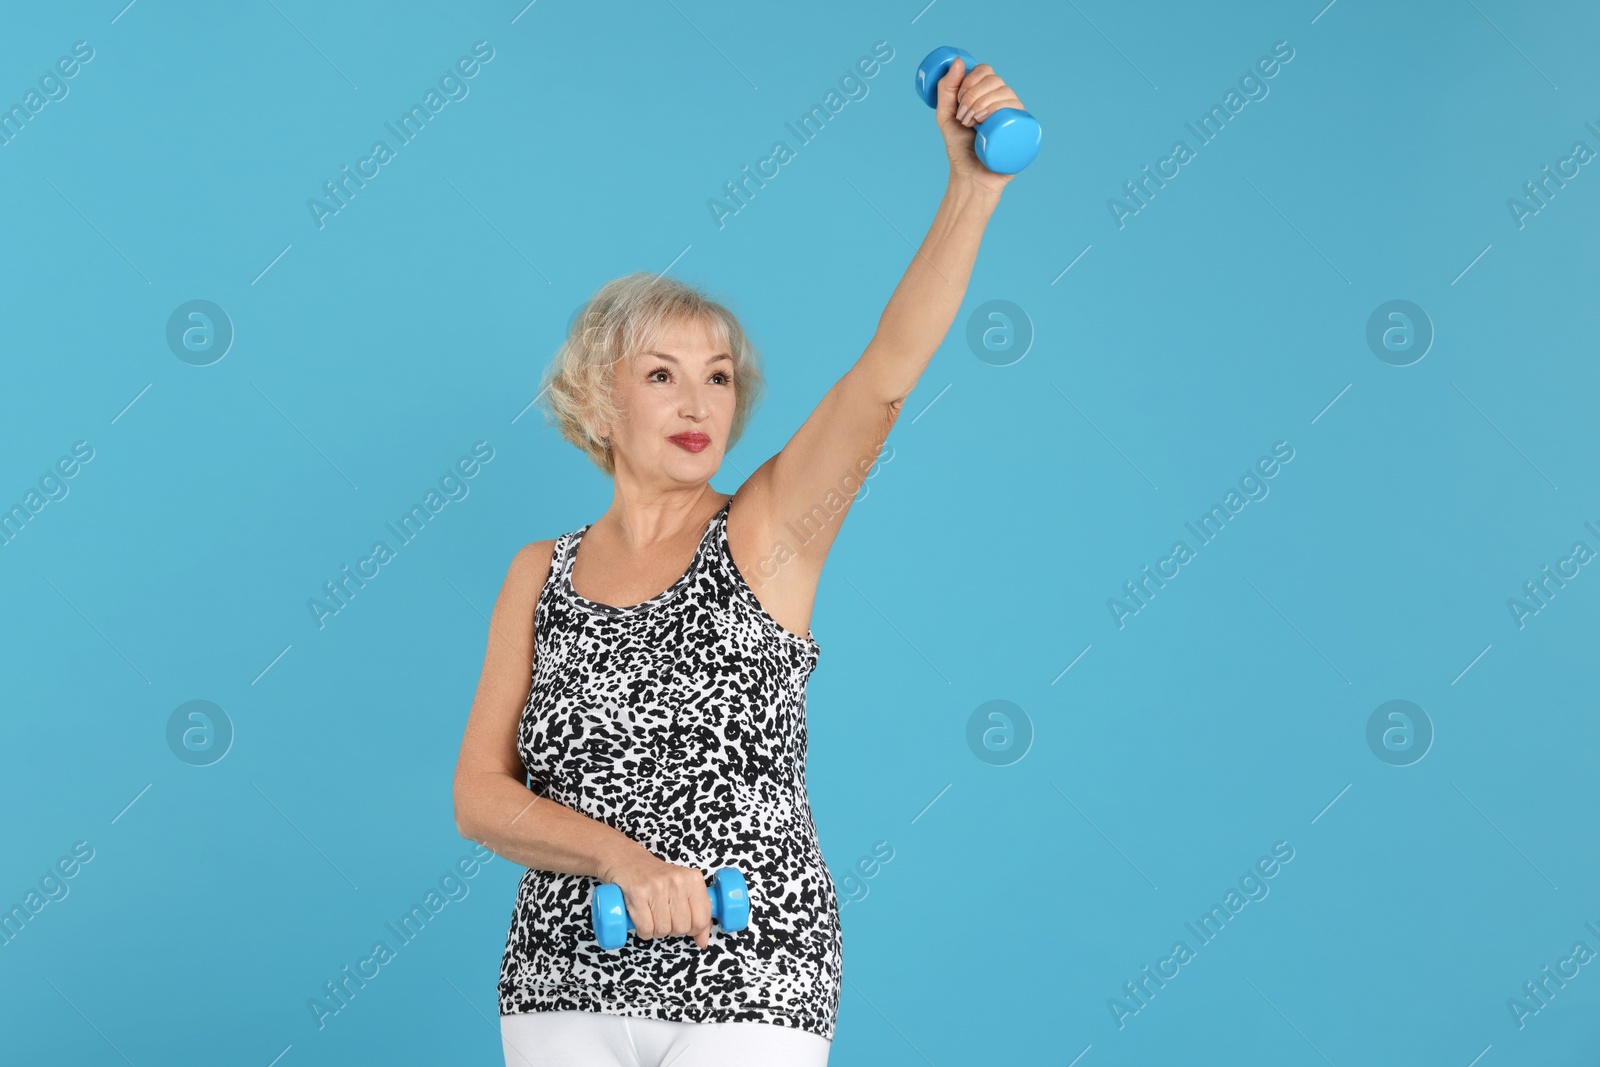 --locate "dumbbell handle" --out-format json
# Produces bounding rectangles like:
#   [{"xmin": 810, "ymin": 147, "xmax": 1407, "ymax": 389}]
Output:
[
  {"xmin": 612, "ymin": 885, "xmax": 727, "ymax": 934},
  {"xmin": 915, "ymin": 46, "xmax": 1042, "ymax": 175}
]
